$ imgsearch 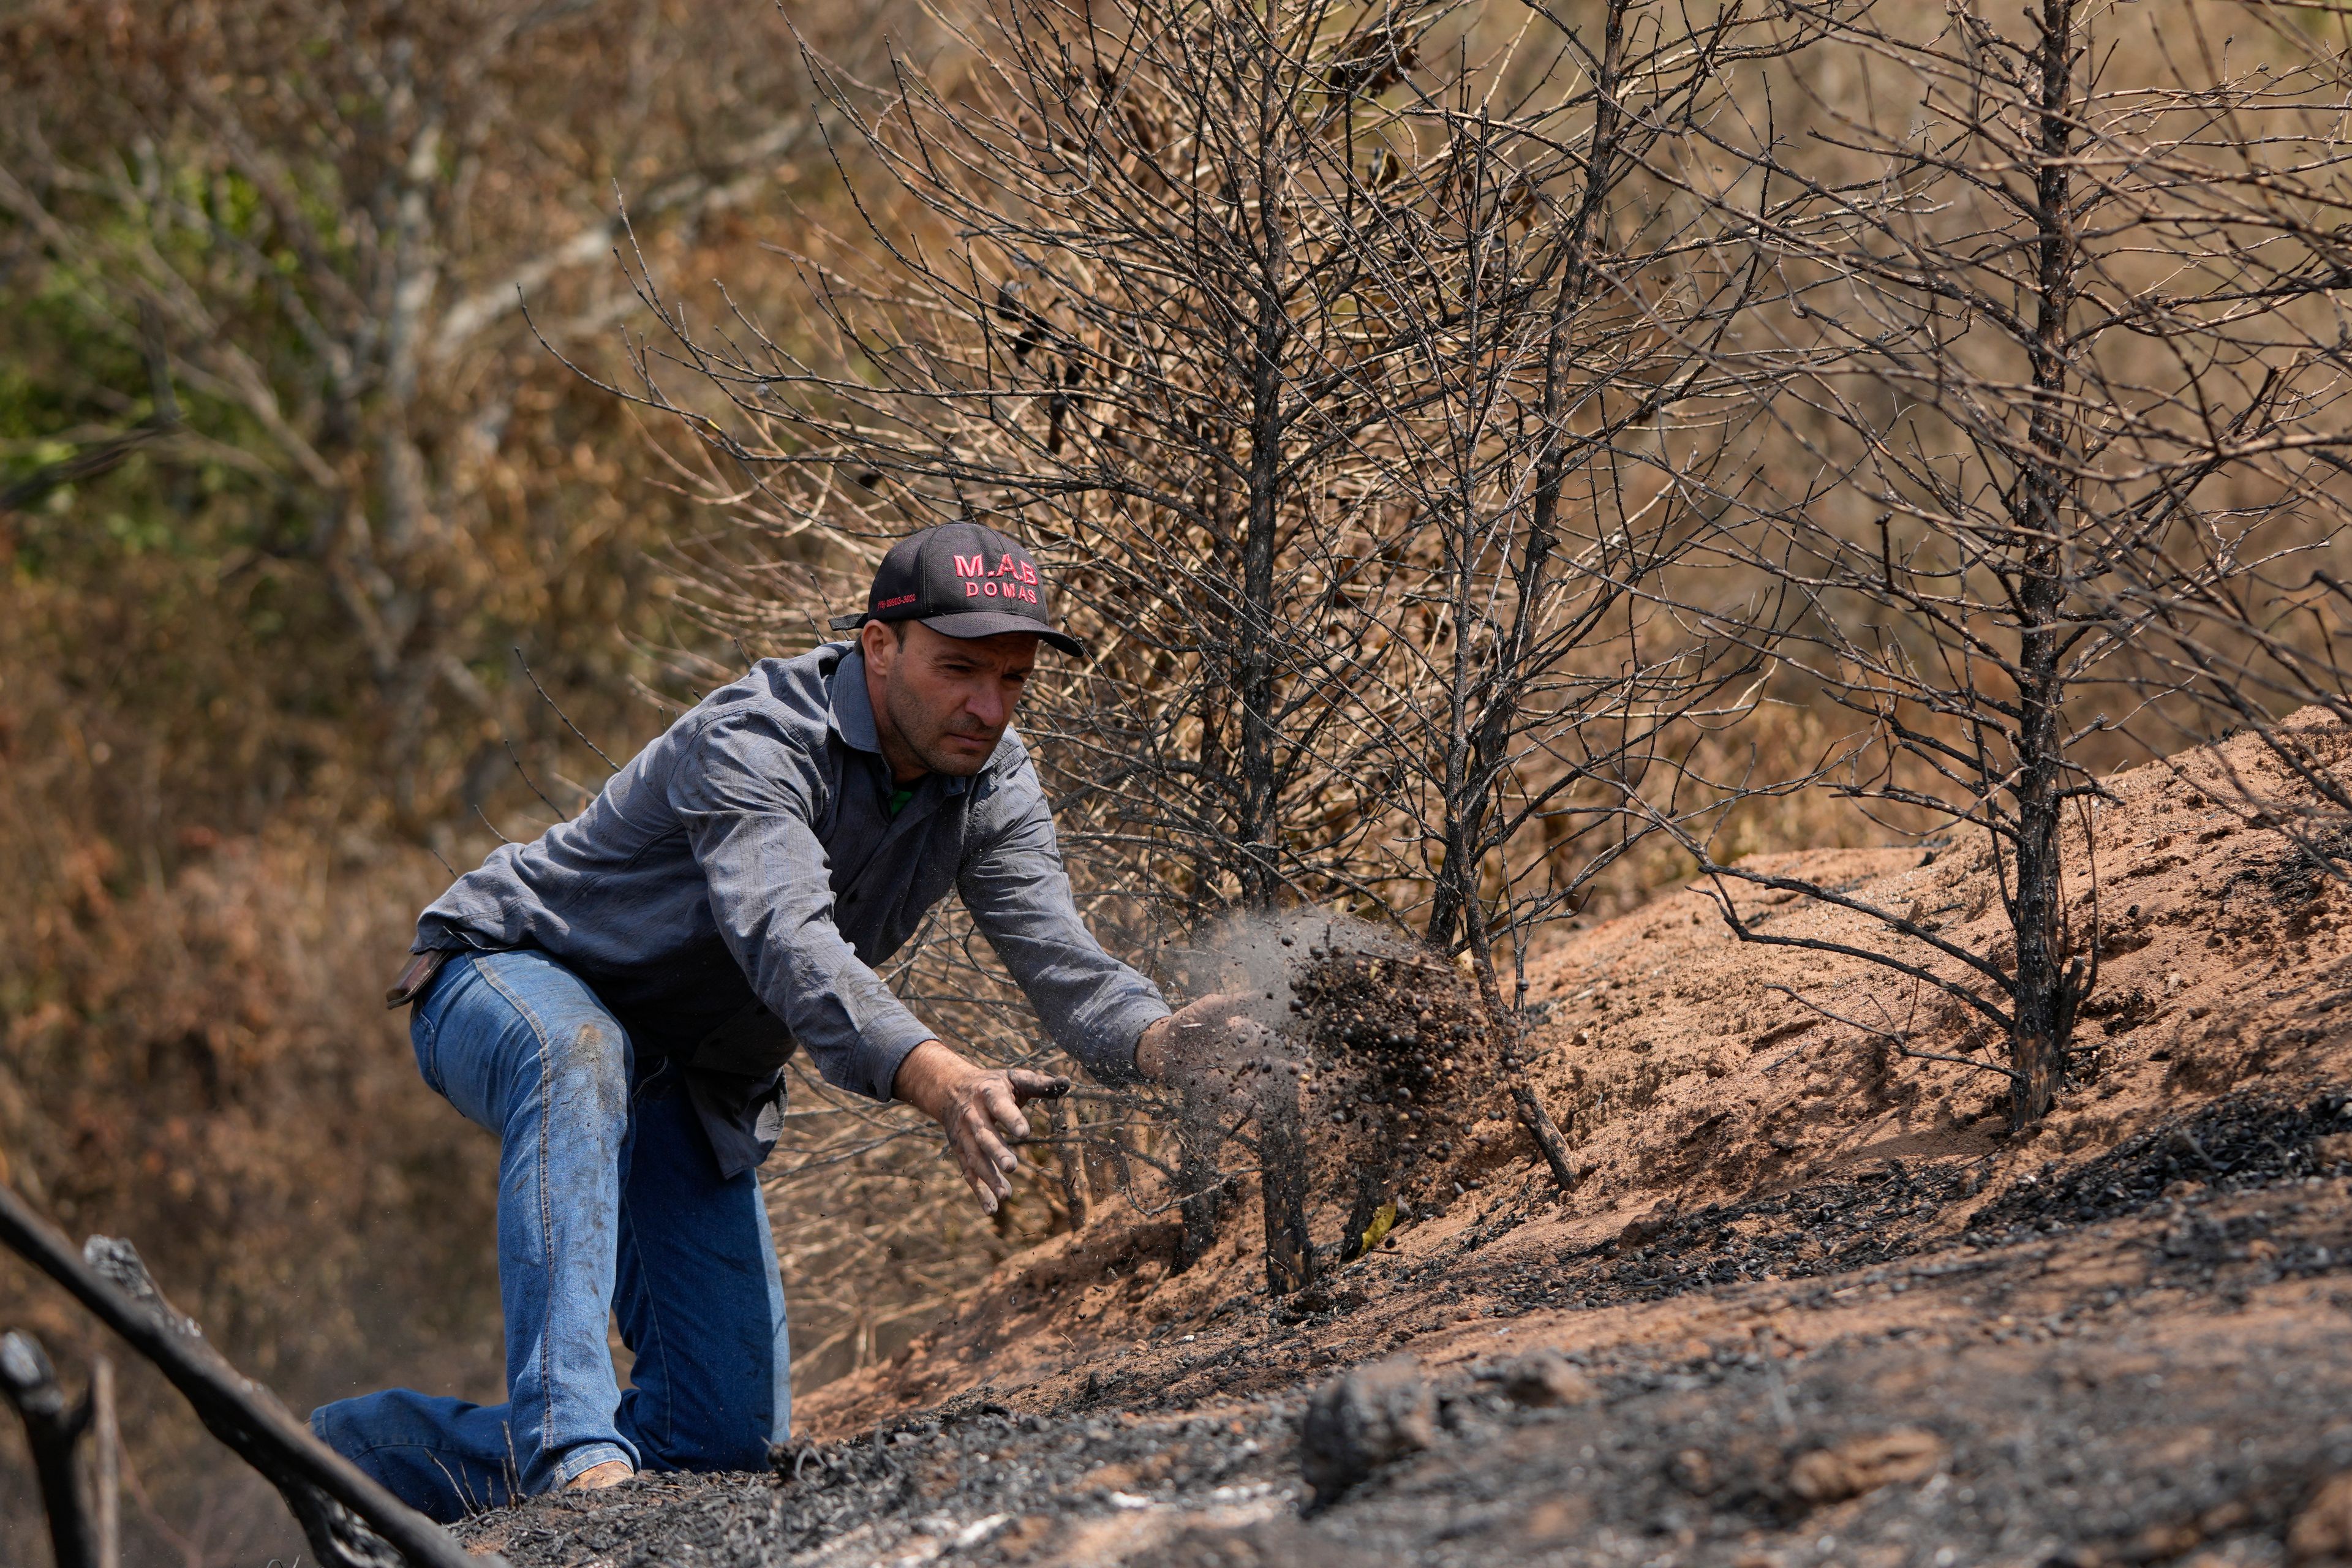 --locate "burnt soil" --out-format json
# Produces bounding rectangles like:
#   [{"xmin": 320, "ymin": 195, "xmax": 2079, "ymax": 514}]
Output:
[{"xmin": 458, "ymin": 720, "xmax": 2352, "ymax": 1568}]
